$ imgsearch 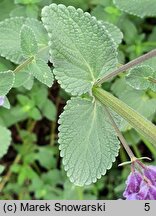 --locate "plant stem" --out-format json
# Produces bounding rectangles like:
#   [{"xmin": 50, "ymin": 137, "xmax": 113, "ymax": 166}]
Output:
[
  {"xmin": 14, "ymin": 56, "xmax": 34, "ymax": 73},
  {"xmin": 0, "ymin": 121, "xmax": 36, "ymax": 192},
  {"xmin": 95, "ymin": 49, "xmax": 156, "ymax": 85},
  {"xmin": 105, "ymin": 107, "xmax": 135, "ymax": 159},
  {"xmin": 93, "ymin": 87, "xmax": 156, "ymax": 147},
  {"xmin": 13, "ymin": 45, "xmax": 48, "ymax": 73},
  {"xmin": 0, "ymin": 155, "xmax": 21, "ymax": 192},
  {"xmin": 148, "ymin": 77, "xmax": 156, "ymax": 84}
]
